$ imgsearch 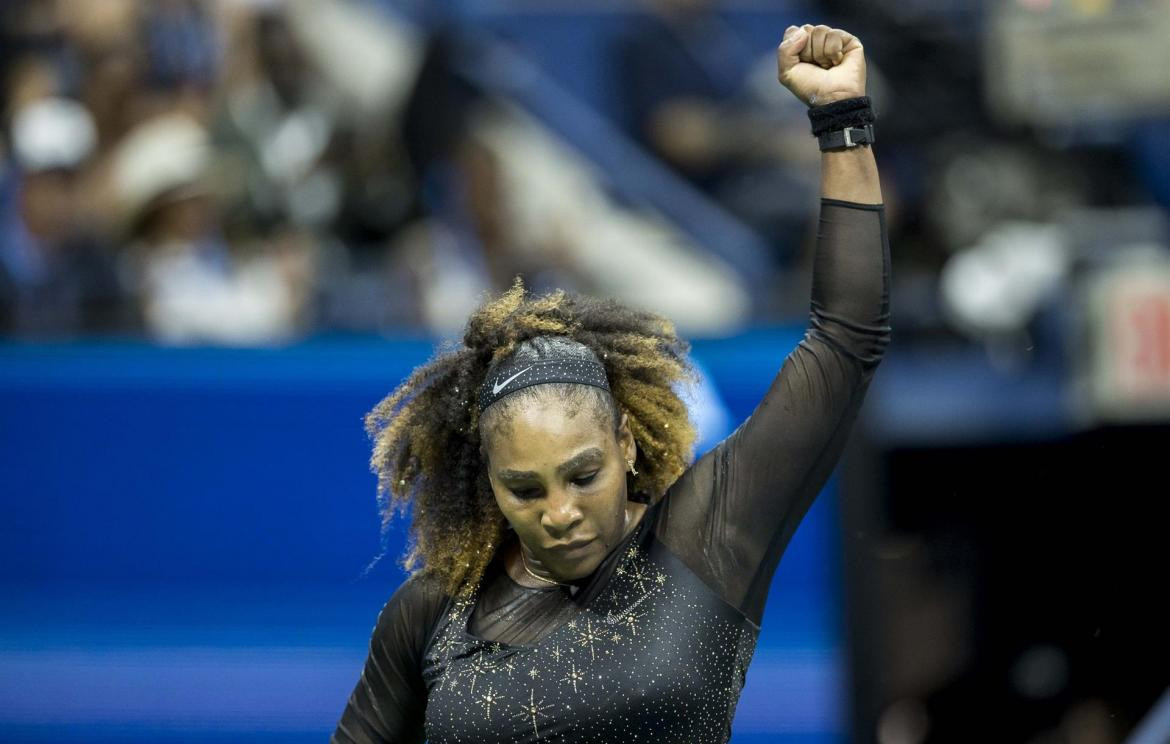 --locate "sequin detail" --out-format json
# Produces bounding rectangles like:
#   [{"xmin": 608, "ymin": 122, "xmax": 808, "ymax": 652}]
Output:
[
  {"xmin": 478, "ymin": 356, "xmax": 611, "ymax": 414},
  {"xmin": 422, "ymin": 537, "xmax": 759, "ymax": 743}
]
